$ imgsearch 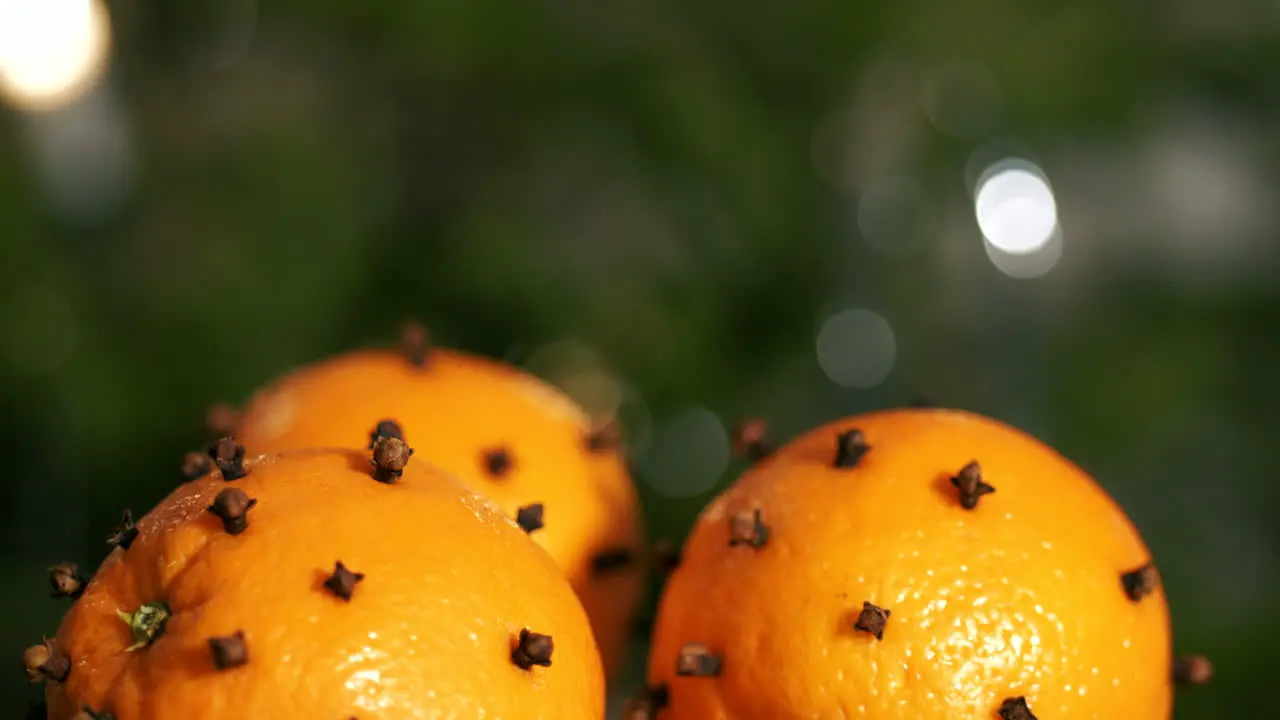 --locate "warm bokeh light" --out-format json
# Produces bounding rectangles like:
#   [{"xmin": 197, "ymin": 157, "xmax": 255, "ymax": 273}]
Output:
[{"xmin": 0, "ymin": 0, "xmax": 112, "ymax": 112}]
